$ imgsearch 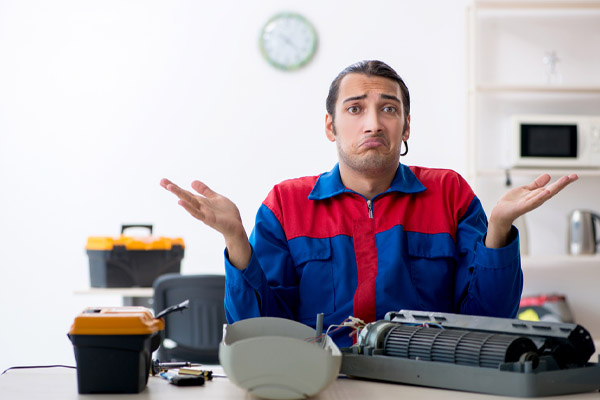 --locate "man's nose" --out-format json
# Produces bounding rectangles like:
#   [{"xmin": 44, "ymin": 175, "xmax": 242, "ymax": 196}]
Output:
[{"xmin": 363, "ymin": 108, "xmax": 383, "ymax": 134}]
